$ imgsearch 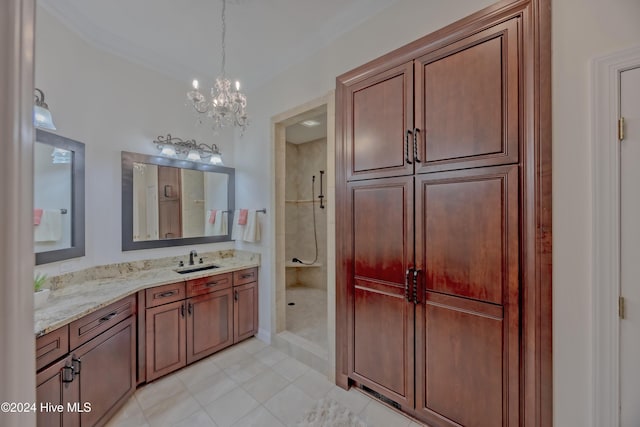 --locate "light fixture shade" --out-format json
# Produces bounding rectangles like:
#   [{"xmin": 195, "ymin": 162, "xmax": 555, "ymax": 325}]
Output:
[
  {"xmin": 161, "ymin": 145, "xmax": 177, "ymax": 157},
  {"xmin": 34, "ymin": 105, "xmax": 57, "ymax": 130},
  {"xmin": 187, "ymin": 149, "xmax": 201, "ymax": 161},
  {"xmin": 210, "ymin": 153, "xmax": 223, "ymax": 165}
]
